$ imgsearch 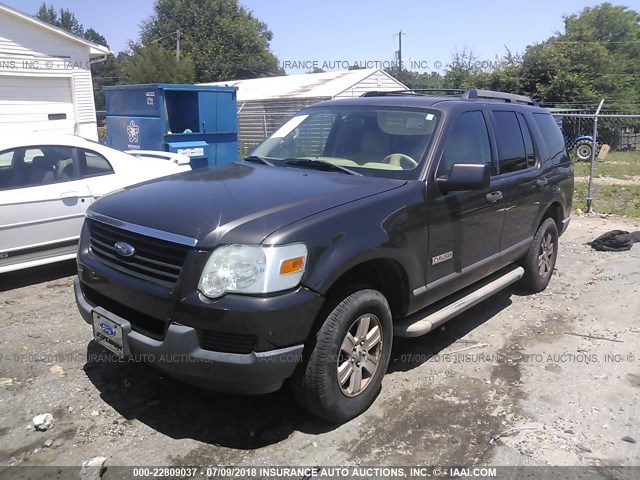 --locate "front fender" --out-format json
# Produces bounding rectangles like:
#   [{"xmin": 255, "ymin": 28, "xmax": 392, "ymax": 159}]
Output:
[{"xmin": 262, "ymin": 182, "xmax": 429, "ymax": 298}]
